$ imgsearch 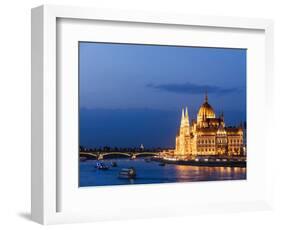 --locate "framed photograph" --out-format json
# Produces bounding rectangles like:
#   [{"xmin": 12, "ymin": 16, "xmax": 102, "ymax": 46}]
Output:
[{"xmin": 31, "ymin": 5, "xmax": 274, "ymax": 224}]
